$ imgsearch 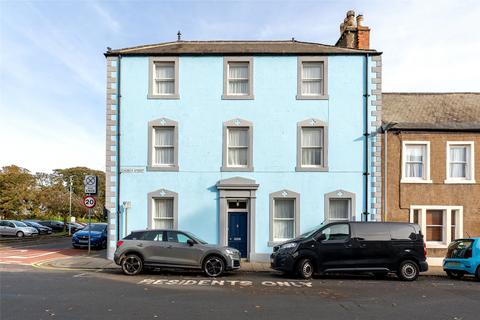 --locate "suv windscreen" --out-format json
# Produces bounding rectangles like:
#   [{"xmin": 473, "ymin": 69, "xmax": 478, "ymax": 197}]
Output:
[
  {"xmin": 184, "ymin": 231, "xmax": 208, "ymax": 244},
  {"xmin": 446, "ymin": 240, "xmax": 474, "ymax": 258}
]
